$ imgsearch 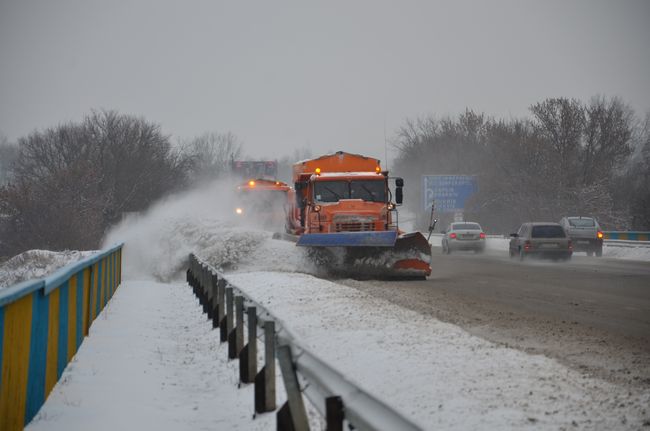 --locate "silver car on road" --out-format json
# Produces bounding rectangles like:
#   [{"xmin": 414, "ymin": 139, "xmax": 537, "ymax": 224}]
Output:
[
  {"xmin": 442, "ymin": 222, "xmax": 486, "ymax": 254},
  {"xmin": 509, "ymin": 222, "xmax": 573, "ymax": 261}
]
